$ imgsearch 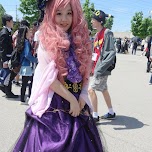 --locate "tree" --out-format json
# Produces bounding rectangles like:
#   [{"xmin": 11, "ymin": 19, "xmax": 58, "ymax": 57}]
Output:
[
  {"xmin": 82, "ymin": 0, "xmax": 114, "ymax": 32},
  {"xmin": 13, "ymin": 20, "xmax": 20, "ymax": 33},
  {"xmin": 19, "ymin": 0, "xmax": 39, "ymax": 24},
  {"xmin": 147, "ymin": 19, "xmax": 152, "ymax": 36},
  {"xmin": 139, "ymin": 18, "xmax": 152, "ymax": 38},
  {"xmin": 131, "ymin": 12, "xmax": 143, "ymax": 37},
  {"xmin": 131, "ymin": 11, "xmax": 152, "ymax": 38},
  {"xmin": 0, "ymin": 4, "xmax": 6, "ymax": 27},
  {"xmin": 82, "ymin": 0, "xmax": 94, "ymax": 30},
  {"xmin": 105, "ymin": 16, "xmax": 114, "ymax": 30}
]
